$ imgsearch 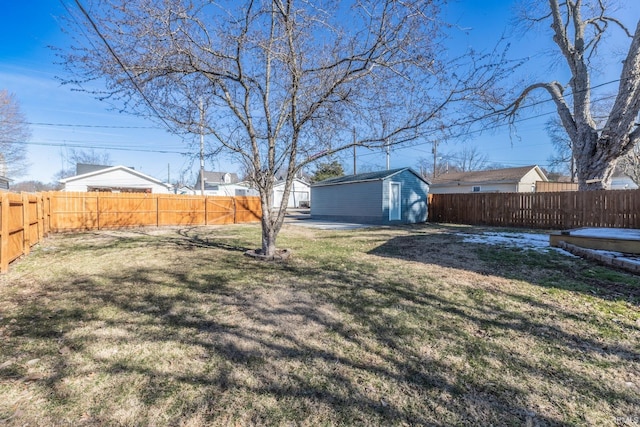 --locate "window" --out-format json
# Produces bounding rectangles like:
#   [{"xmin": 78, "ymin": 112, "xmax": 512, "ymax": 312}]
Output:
[{"xmin": 472, "ymin": 186, "xmax": 481, "ymax": 193}]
